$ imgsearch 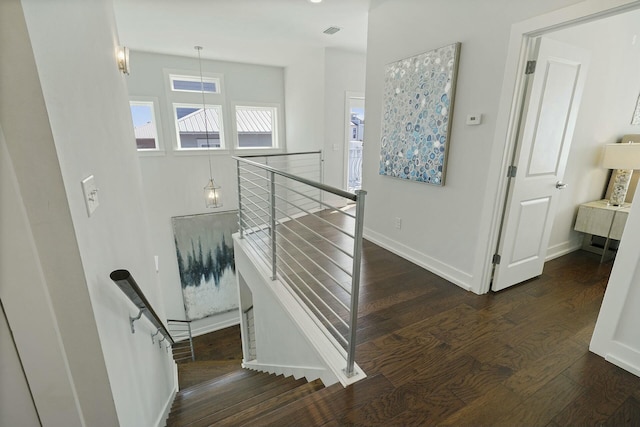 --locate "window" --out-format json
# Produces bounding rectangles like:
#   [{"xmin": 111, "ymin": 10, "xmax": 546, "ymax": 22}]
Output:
[
  {"xmin": 174, "ymin": 104, "xmax": 225, "ymax": 149},
  {"xmin": 235, "ymin": 105, "xmax": 277, "ymax": 149},
  {"xmin": 129, "ymin": 101, "xmax": 159, "ymax": 150},
  {"xmin": 170, "ymin": 74, "xmax": 220, "ymax": 94}
]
